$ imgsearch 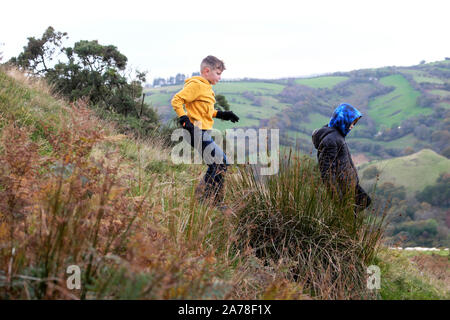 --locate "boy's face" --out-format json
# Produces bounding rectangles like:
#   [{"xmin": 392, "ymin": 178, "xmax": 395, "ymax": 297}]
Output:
[
  {"xmin": 203, "ymin": 67, "xmax": 222, "ymax": 85},
  {"xmin": 349, "ymin": 117, "xmax": 360, "ymax": 130}
]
